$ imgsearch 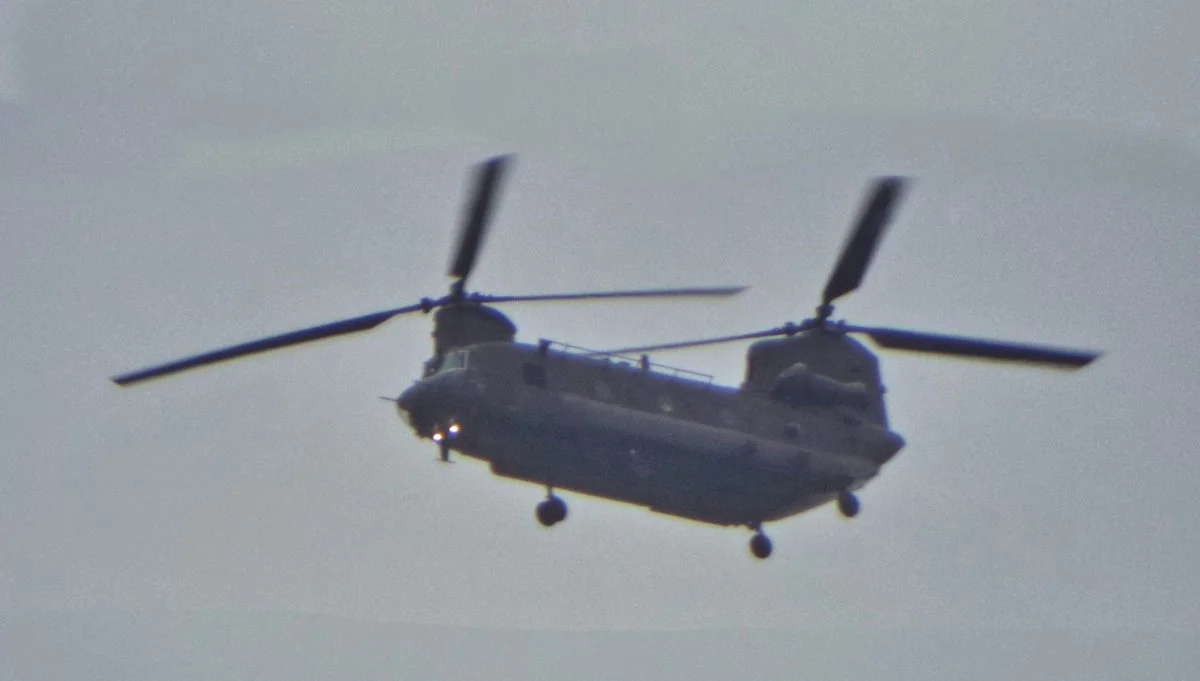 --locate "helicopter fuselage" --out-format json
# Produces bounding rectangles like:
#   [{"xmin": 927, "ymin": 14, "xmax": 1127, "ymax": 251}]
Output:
[{"xmin": 396, "ymin": 340, "xmax": 904, "ymax": 527}]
